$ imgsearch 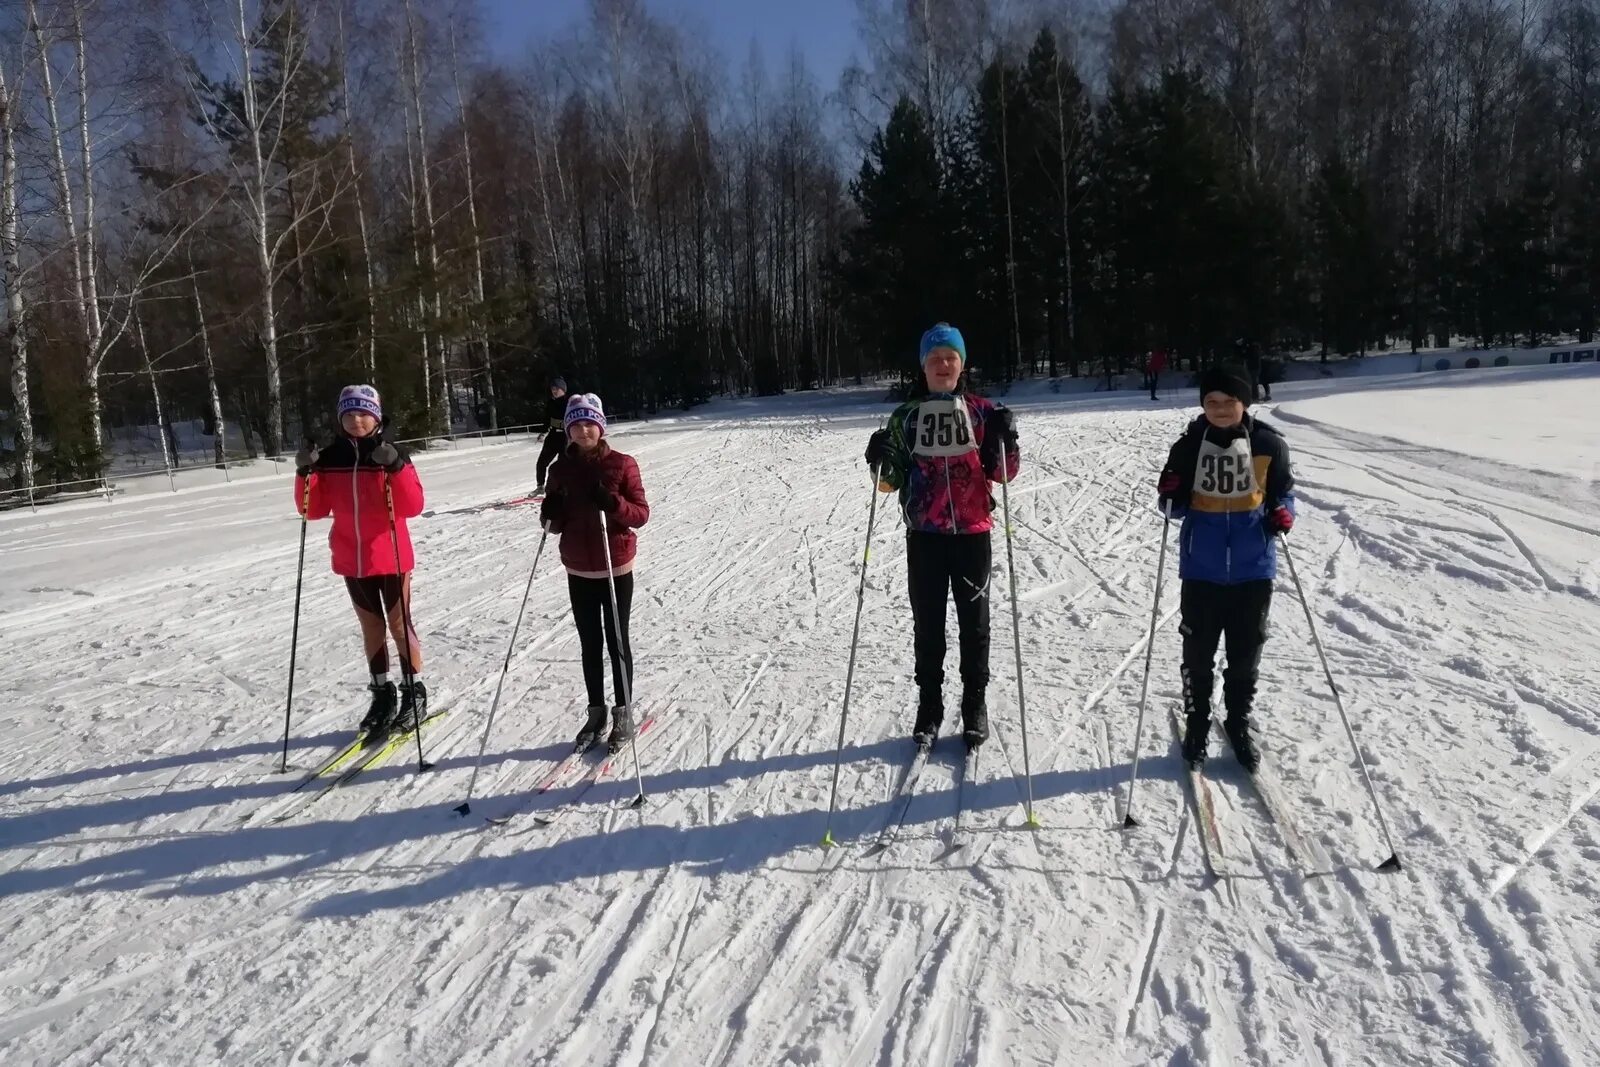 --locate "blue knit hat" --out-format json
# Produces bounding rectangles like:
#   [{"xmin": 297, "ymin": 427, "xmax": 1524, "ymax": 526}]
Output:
[
  {"xmin": 550, "ymin": 376, "xmax": 567, "ymax": 392},
  {"xmin": 563, "ymin": 392, "xmax": 606, "ymax": 436},
  {"xmin": 337, "ymin": 384, "xmax": 382, "ymax": 420},
  {"xmin": 919, "ymin": 323, "xmax": 967, "ymax": 366}
]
